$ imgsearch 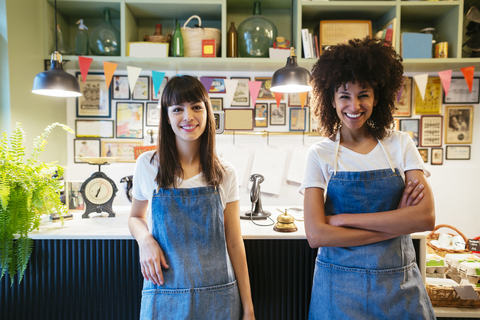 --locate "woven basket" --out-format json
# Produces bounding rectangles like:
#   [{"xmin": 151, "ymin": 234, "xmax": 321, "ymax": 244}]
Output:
[
  {"xmin": 181, "ymin": 15, "xmax": 221, "ymax": 57},
  {"xmin": 426, "ymin": 283, "xmax": 480, "ymax": 308},
  {"xmin": 426, "ymin": 224, "xmax": 471, "ymax": 258}
]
